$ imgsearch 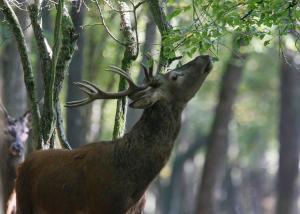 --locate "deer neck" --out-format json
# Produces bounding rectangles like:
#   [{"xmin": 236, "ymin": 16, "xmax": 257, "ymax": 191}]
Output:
[{"xmin": 113, "ymin": 101, "xmax": 184, "ymax": 195}]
